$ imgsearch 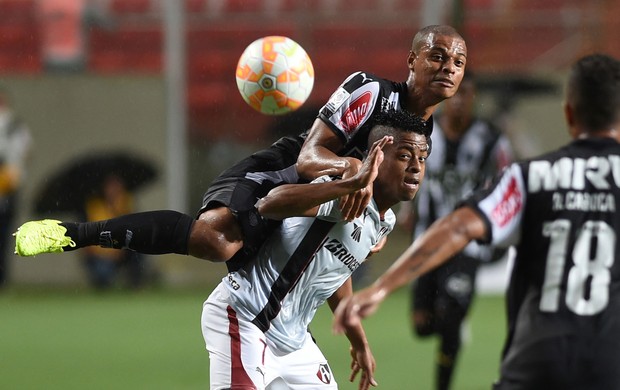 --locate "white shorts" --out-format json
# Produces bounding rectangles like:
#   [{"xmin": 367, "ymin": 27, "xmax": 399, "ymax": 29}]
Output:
[{"xmin": 202, "ymin": 284, "xmax": 339, "ymax": 390}]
